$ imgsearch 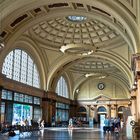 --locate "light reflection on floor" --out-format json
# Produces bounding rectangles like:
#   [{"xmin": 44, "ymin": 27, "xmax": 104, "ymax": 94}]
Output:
[
  {"xmin": 46, "ymin": 127, "xmax": 100, "ymax": 132},
  {"xmin": 0, "ymin": 127, "xmax": 131, "ymax": 140}
]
